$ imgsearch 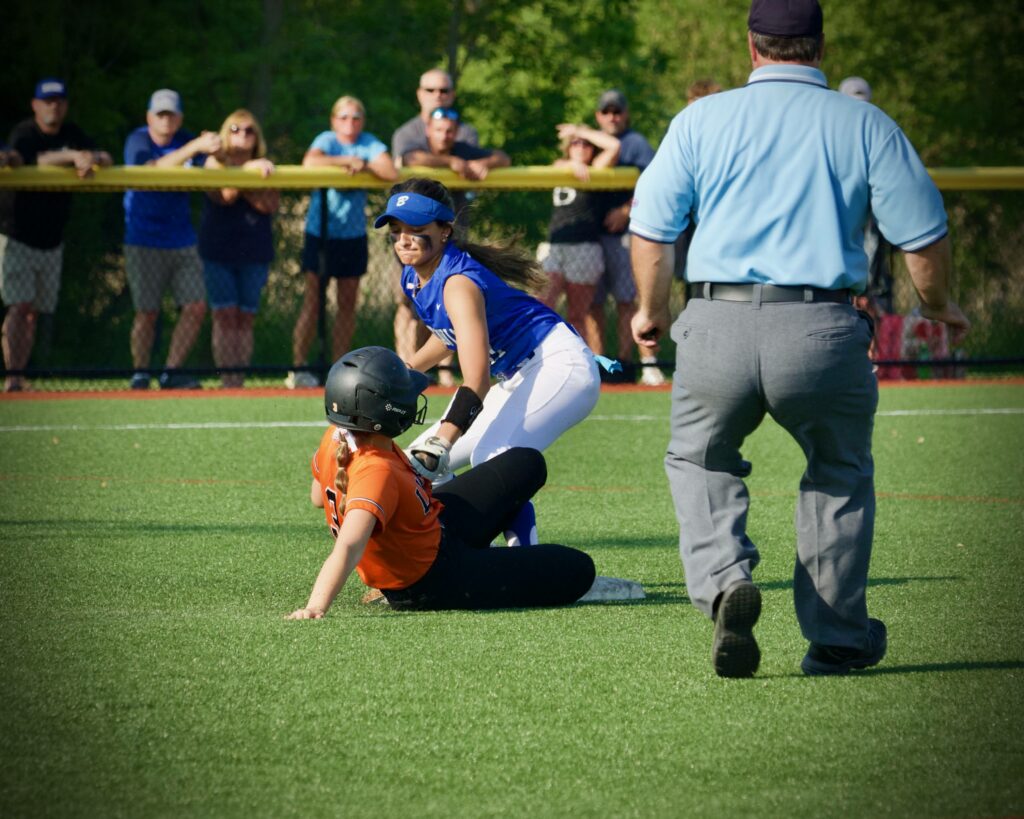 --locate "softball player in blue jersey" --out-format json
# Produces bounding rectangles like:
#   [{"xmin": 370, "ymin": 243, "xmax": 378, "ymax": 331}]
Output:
[{"xmin": 374, "ymin": 177, "xmax": 601, "ymax": 546}]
